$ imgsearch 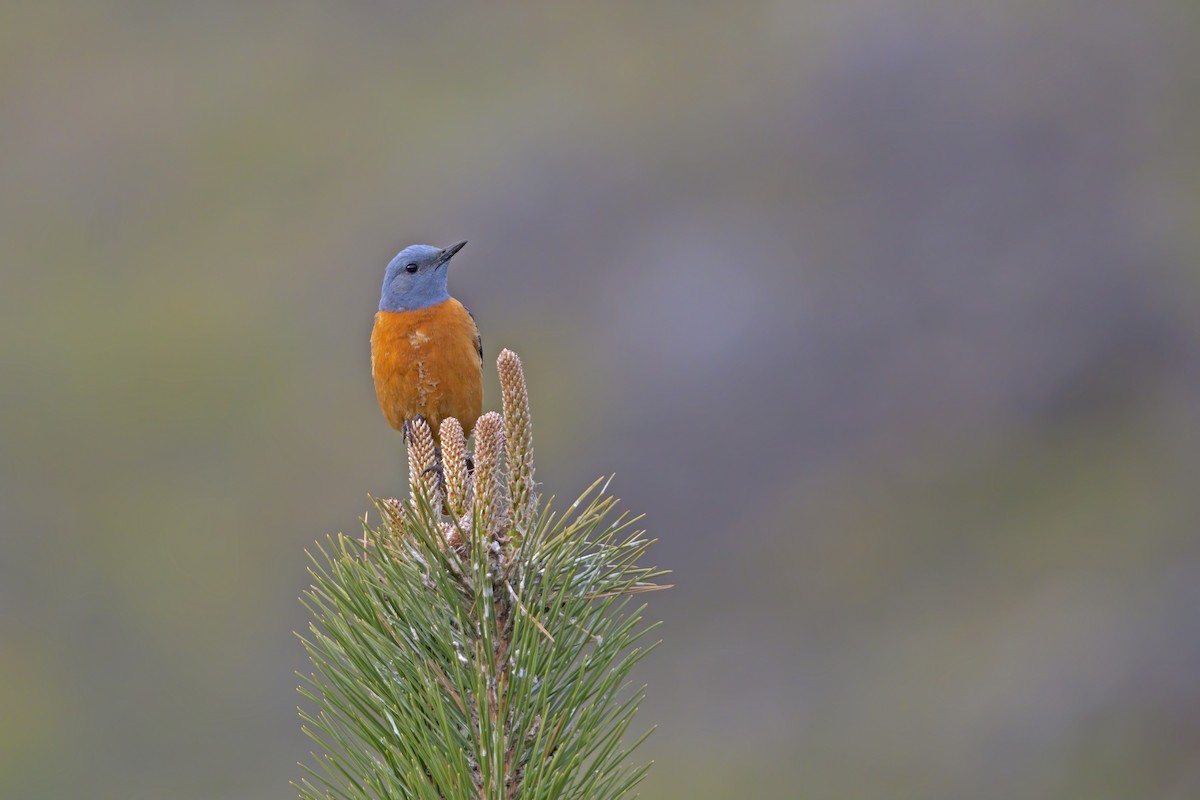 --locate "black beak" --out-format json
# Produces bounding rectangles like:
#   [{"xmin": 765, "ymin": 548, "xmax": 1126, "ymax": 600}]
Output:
[{"xmin": 439, "ymin": 240, "xmax": 467, "ymax": 263}]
